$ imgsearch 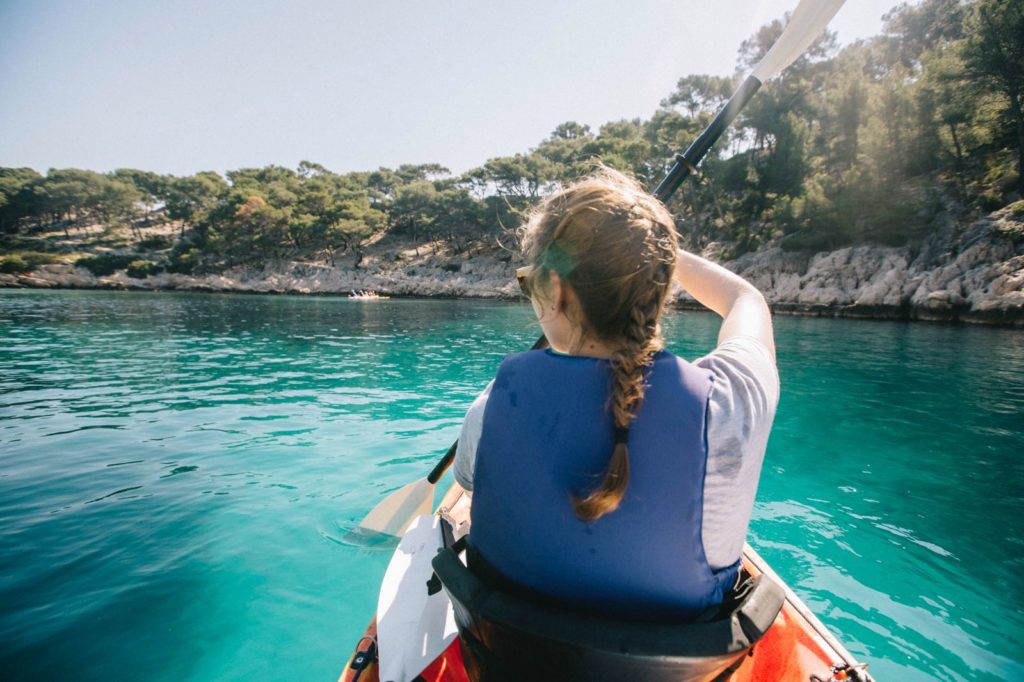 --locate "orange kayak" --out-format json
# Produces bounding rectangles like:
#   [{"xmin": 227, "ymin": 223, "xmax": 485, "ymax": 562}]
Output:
[{"xmin": 340, "ymin": 485, "xmax": 872, "ymax": 682}]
